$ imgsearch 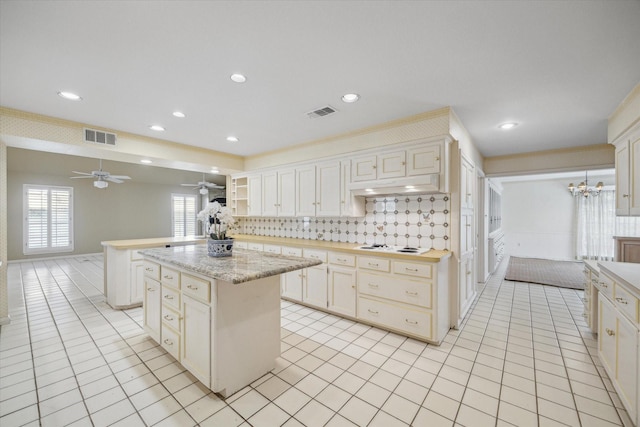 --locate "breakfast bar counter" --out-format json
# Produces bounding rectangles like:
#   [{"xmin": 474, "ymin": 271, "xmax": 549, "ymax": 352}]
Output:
[{"xmin": 138, "ymin": 244, "xmax": 321, "ymax": 398}]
